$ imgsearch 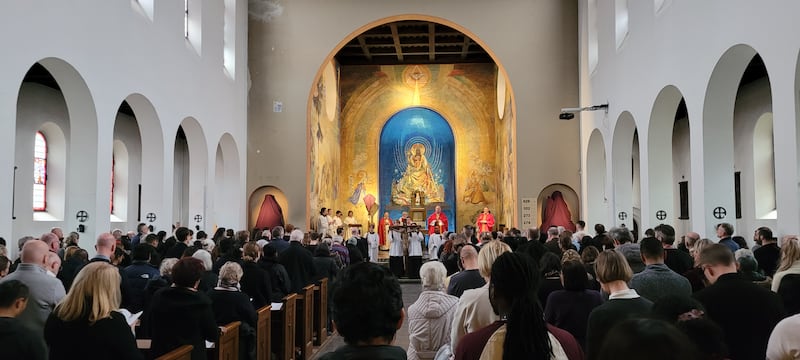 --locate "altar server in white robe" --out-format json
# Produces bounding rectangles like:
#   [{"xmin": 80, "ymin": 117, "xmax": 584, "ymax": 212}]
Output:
[
  {"xmin": 408, "ymin": 229, "xmax": 424, "ymax": 279},
  {"xmin": 428, "ymin": 226, "xmax": 444, "ymax": 260},
  {"xmin": 389, "ymin": 223, "xmax": 405, "ymax": 277},
  {"xmin": 366, "ymin": 224, "xmax": 379, "ymax": 263}
]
